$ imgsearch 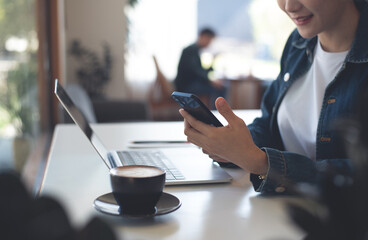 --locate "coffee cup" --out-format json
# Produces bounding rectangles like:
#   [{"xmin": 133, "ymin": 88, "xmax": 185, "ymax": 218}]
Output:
[{"xmin": 109, "ymin": 165, "xmax": 166, "ymax": 216}]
